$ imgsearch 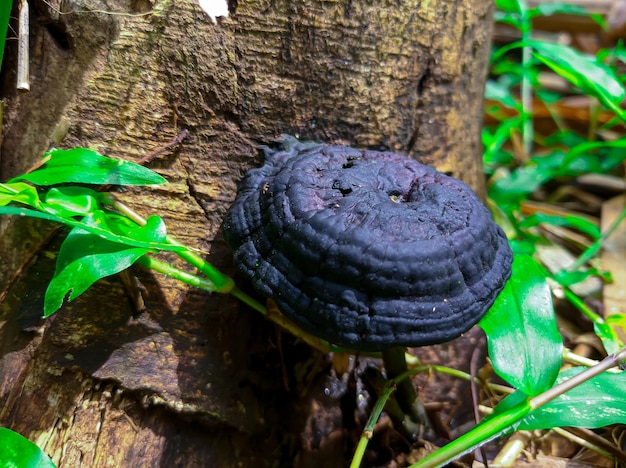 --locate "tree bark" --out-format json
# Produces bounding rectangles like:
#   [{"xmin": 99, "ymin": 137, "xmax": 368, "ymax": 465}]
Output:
[{"xmin": 0, "ymin": 0, "xmax": 493, "ymax": 465}]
